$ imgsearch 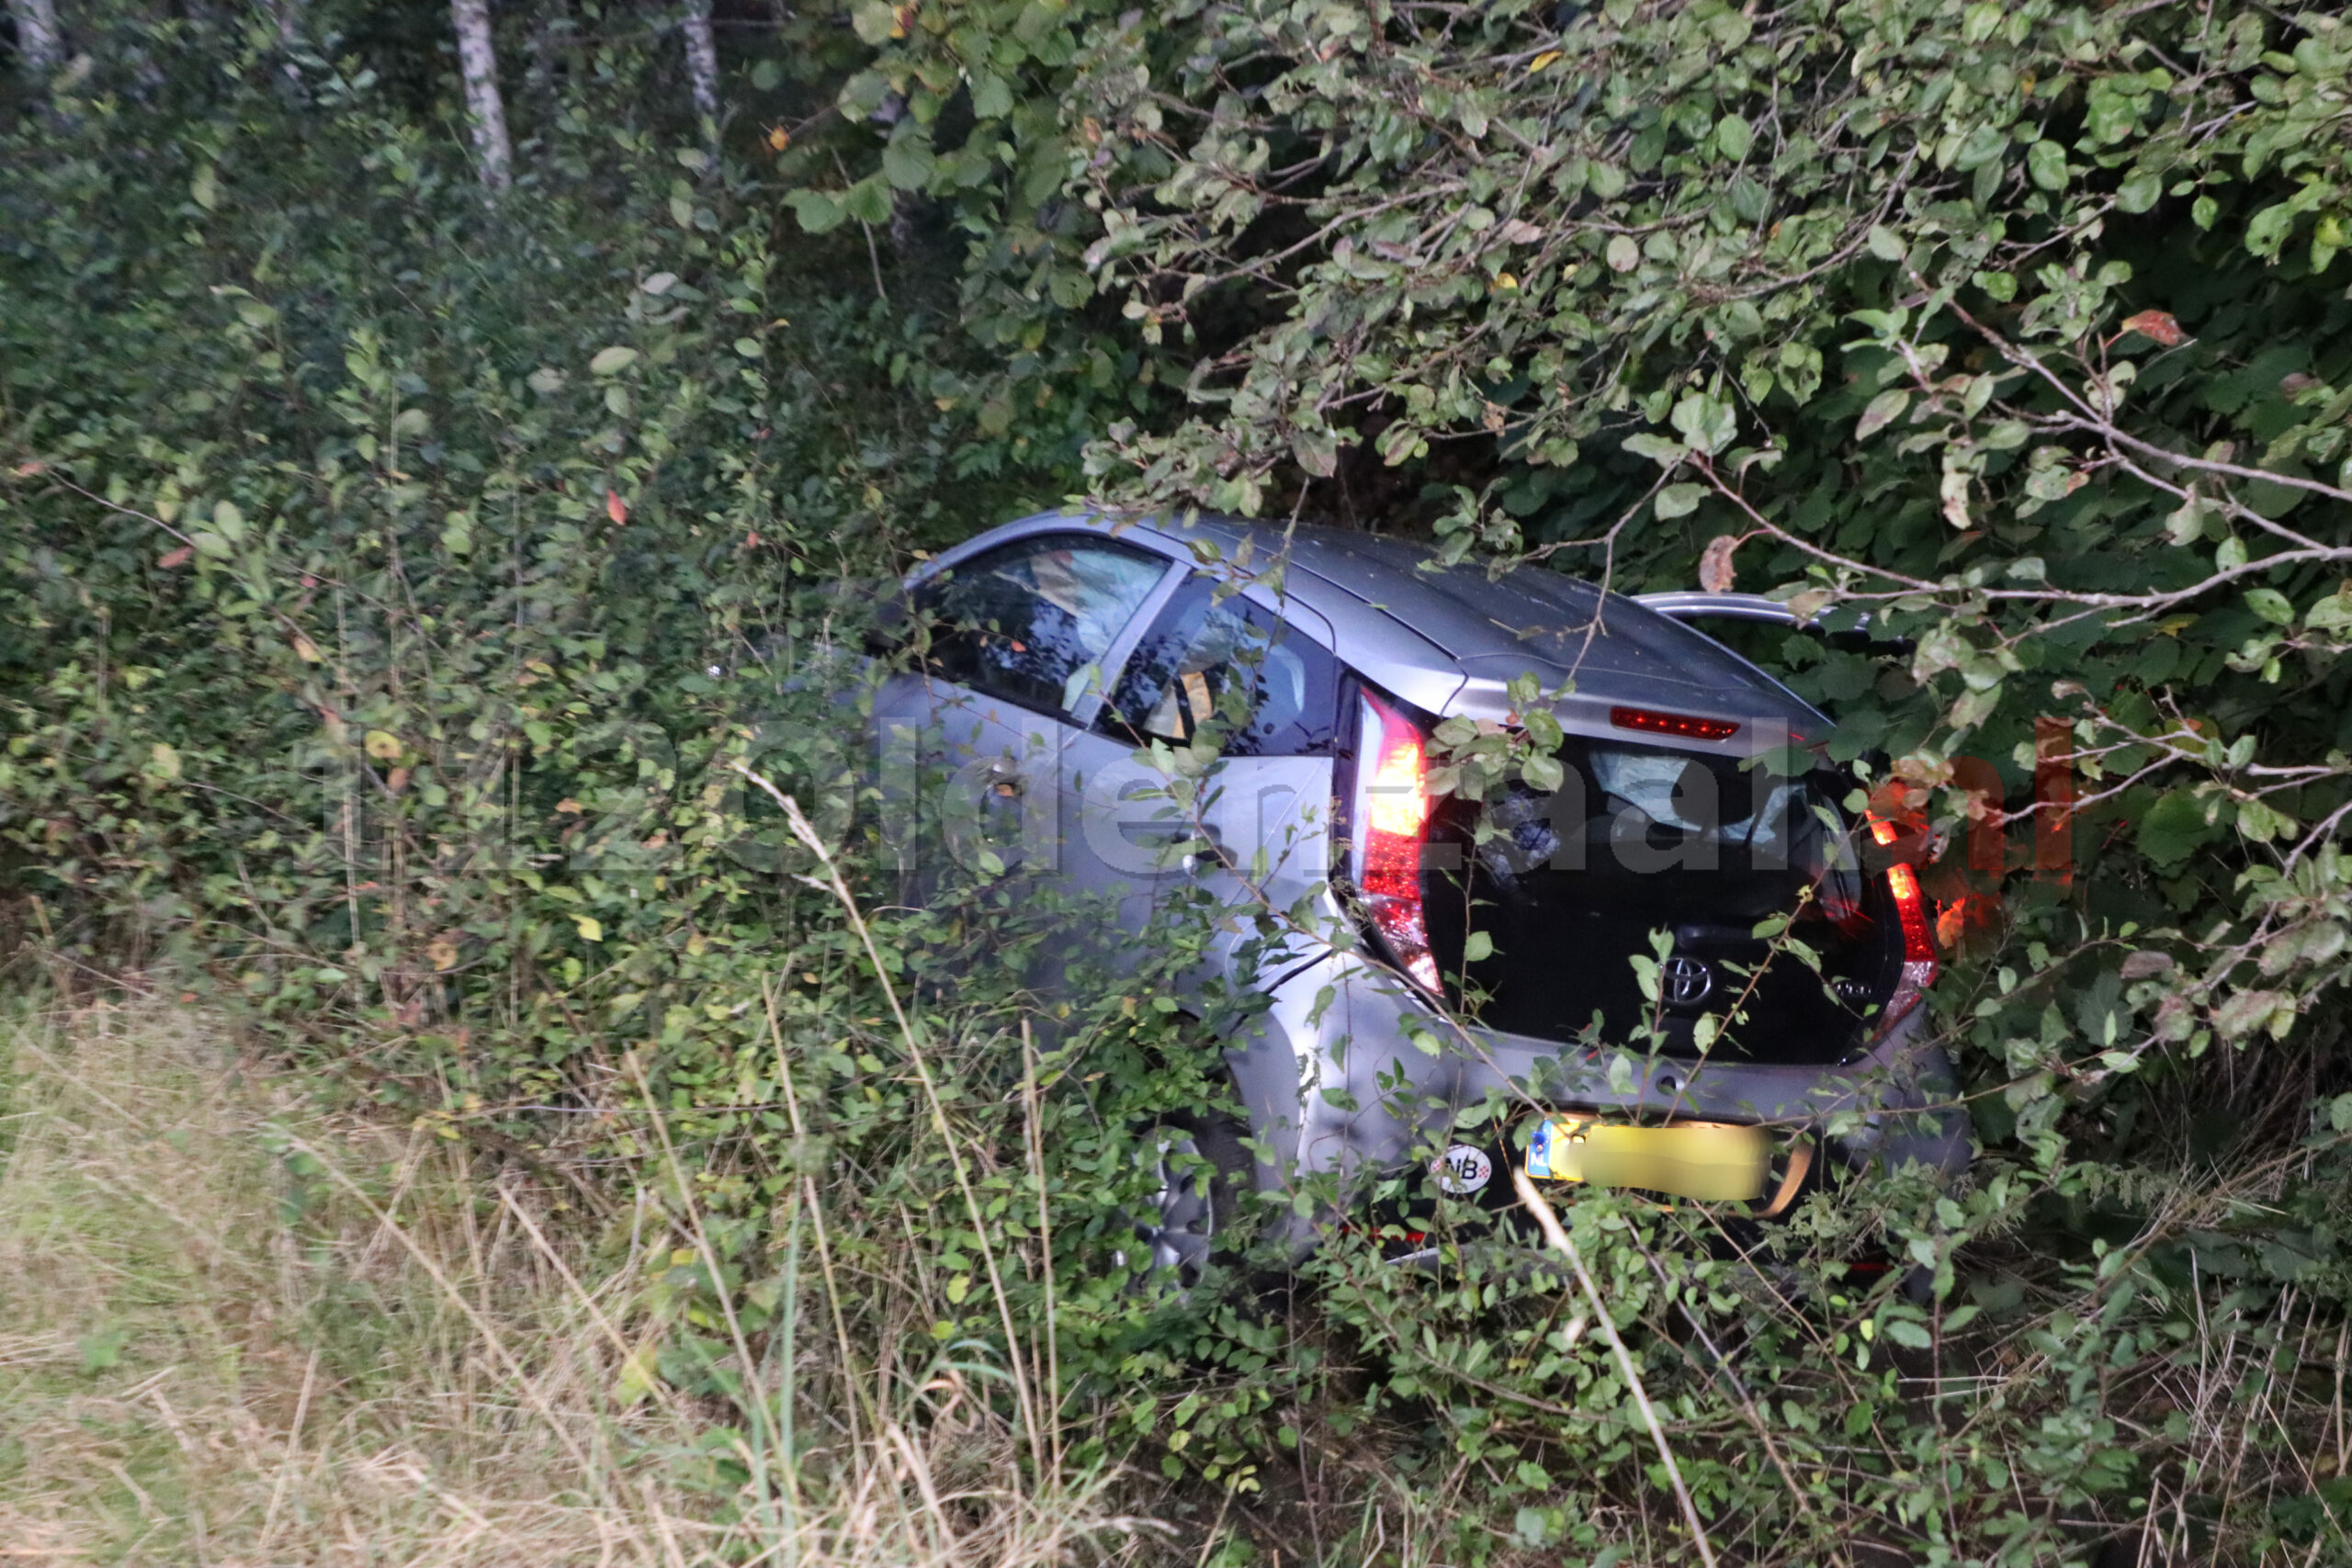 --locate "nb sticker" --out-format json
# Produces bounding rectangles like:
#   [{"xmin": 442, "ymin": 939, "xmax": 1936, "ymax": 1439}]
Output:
[{"xmin": 1432, "ymin": 1145, "xmax": 1493, "ymax": 1194}]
